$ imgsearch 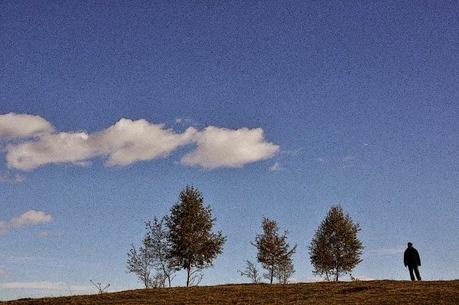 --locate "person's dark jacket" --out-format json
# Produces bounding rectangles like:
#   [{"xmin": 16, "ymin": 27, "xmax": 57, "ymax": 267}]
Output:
[{"xmin": 404, "ymin": 247, "xmax": 421, "ymax": 267}]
